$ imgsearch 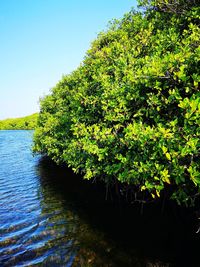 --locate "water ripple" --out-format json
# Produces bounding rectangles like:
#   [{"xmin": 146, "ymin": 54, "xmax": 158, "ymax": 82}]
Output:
[{"xmin": 0, "ymin": 131, "xmax": 77, "ymax": 266}]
